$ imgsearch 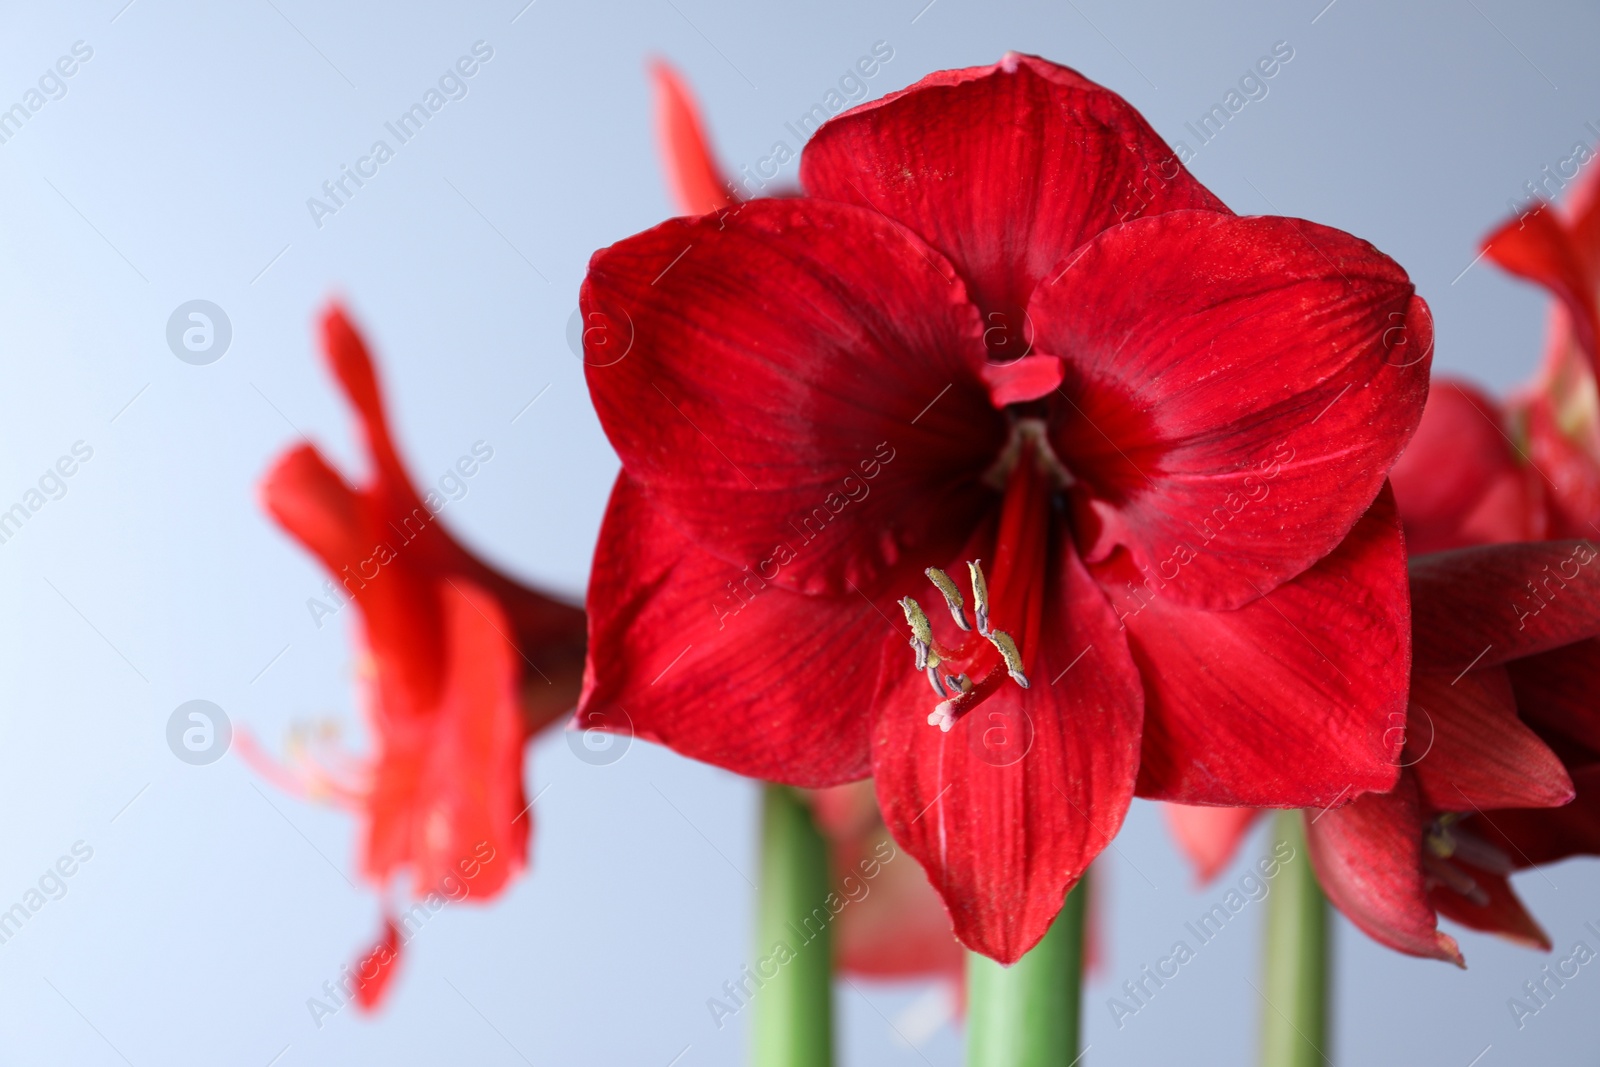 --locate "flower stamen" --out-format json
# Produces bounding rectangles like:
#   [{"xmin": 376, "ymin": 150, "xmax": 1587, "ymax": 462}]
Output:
[
  {"xmin": 901, "ymin": 560, "xmax": 1030, "ymax": 730},
  {"xmin": 987, "ymin": 629, "xmax": 1030, "ymax": 689},
  {"xmin": 925, "ymin": 566, "xmax": 973, "ymax": 631},
  {"xmin": 968, "ymin": 559, "xmax": 991, "ymax": 636}
]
